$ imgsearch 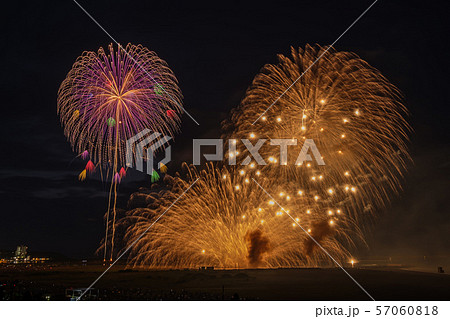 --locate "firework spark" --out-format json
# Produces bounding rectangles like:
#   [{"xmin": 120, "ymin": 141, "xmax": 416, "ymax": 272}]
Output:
[
  {"xmin": 222, "ymin": 44, "xmax": 411, "ymax": 222},
  {"xmin": 57, "ymin": 43, "xmax": 183, "ymax": 169},
  {"xmin": 119, "ymin": 44, "xmax": 410, "ymax": 268},
  {"xmin": 120, "ymin": 164, "xmax": 357, "ymax": 268},
  {"xmin": 58, "ymin": 43, "xmax": 183, "ymax": 262}
]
